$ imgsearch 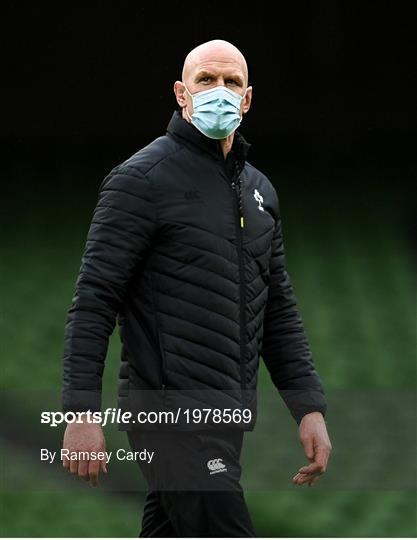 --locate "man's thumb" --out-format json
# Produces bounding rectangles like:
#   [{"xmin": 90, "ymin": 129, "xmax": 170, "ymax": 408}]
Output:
[{"xmin": 301, "ymin": 436, "xmax": 314, "ymax": 460}]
